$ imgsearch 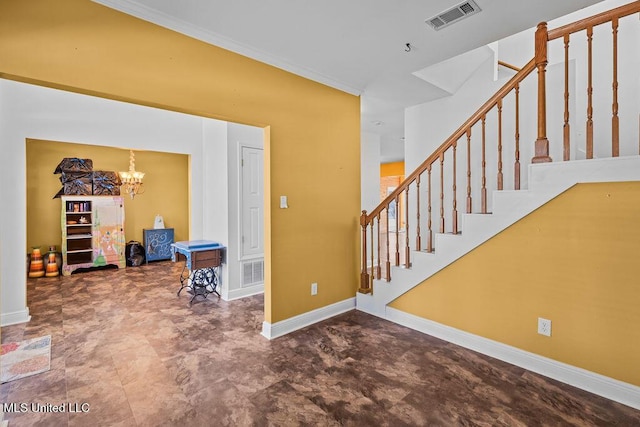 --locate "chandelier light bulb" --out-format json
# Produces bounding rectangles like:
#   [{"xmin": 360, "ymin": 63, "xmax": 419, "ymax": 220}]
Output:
[{"xmin": 119, "ymin": 150, "xmax": 145, "ymax": 199}]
